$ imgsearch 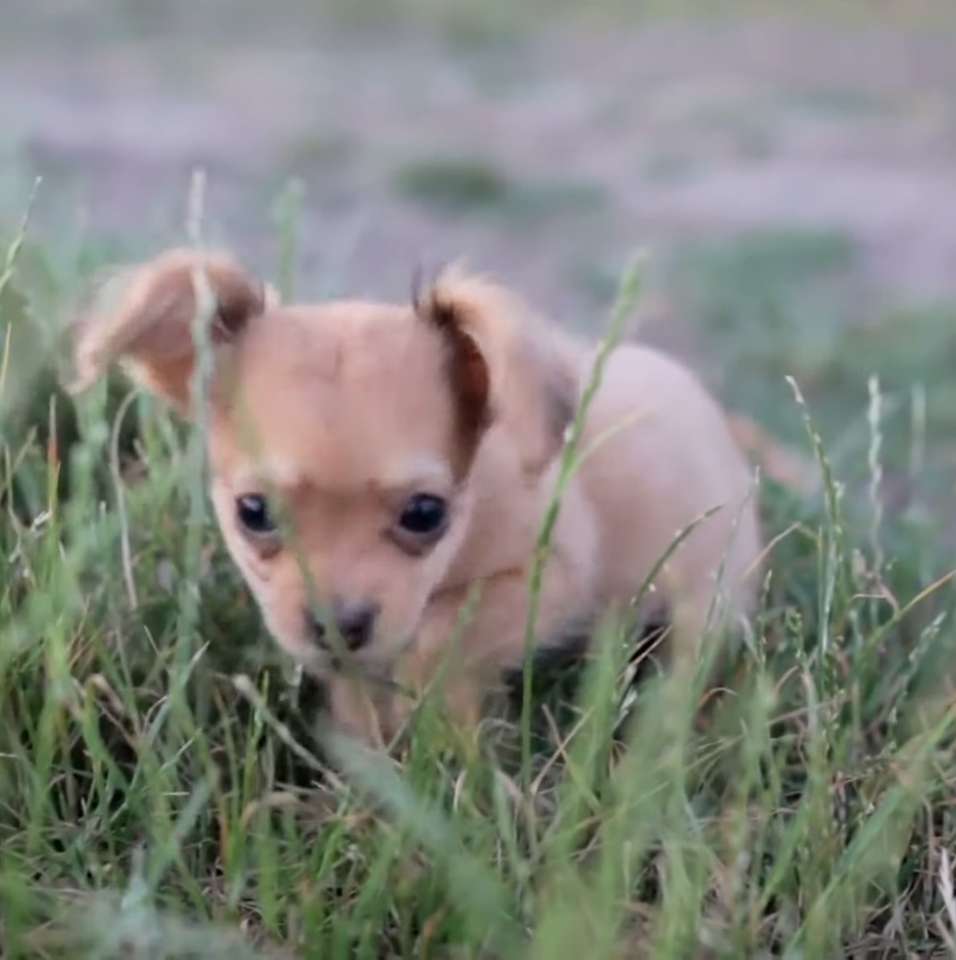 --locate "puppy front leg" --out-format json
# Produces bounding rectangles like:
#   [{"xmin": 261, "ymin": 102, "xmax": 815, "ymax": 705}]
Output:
[{"xmin": 322, "ymin": 670, "xmax": 389, "ymax": 749}]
